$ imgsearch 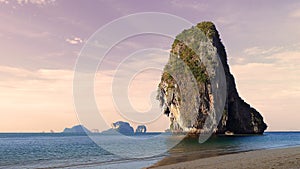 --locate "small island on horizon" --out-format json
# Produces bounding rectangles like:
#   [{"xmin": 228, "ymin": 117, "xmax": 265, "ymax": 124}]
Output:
[{"xmin": 63, "ymin": 122, "xmax": 148, "ymax": 136}]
